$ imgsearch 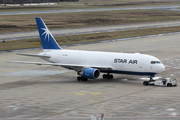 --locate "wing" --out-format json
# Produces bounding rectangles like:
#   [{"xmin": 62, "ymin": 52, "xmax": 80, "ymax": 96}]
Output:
[{"xmin": 7, "ymin": 61, "xmax": 113, "ymax": 71}]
